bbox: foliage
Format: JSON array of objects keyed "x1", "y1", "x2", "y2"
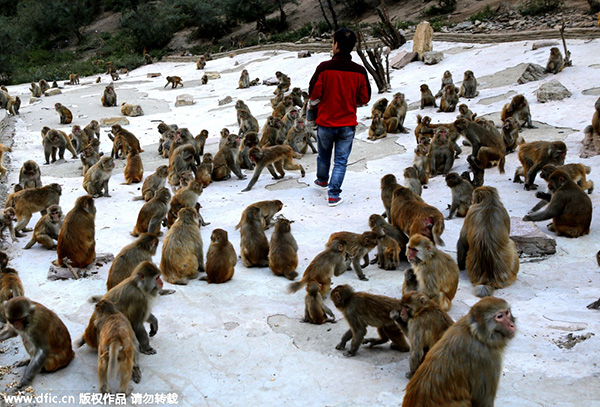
[
  {"x1": 519, "y1": 0, "x2": 562, "y2": 16},
  {"x1": 470, "y1": 5, "x2": 497, "y2": 22},
  {"x1": 340, "y1": 0, "x2": 373, "y2": 17},
  {"x1": 422, "y1": 0, "x2": 457, "y2": 16},
  {"x1": 120, "y1": 3, "x2": 176, "y2": 52},
  {"x1": 429, "y1": 17, "x2": 455, "y2": 32}
]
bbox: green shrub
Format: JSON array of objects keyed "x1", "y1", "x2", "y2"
[
  {"x1": 470, "y1": 5, "x2": 497, "y2": 22},
  {"x1": 429, "y1": 17, "x2": 455, "y2": 32},
  {"x1": 519, "y1": 0, "x2": 562, "y2": 16},
  {"x1": 422, "y1": 0, "x2": 457, "y2": 16}
]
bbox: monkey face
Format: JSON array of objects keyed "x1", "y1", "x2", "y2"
[
  {"x1": 420, "y1": 84, "x2": 428, "y2": 92},
  {"x1": 494, "y1": 308, "x2": 516, "y2": 339},
  {"x1": 406, "y1": 245, "x2": 419, "y2": 264}
]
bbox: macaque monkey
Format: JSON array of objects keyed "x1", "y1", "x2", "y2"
[
  {"x1": 123, "y1": 149, "x2": 143, "y2": 184},
  {"x1": 413, "y1": 144, "x2": 430, "y2": 185},
  {"x1": 238, "y1": 69, "x2": 250, "y2": 89},
  {"x1": 132, "y1": 187, "x2": 171, "y2": 237},
  {"x1": 390, "y1": 186, "x2": 445, "y2": 246},
  {"x1": 160, "y1": 208, "x2": 204, "y2": 284},
  {"x1": 419, "y1": 84, "x2": 437, "y2": 109},
  {"x1": 70, "y1": 125, "x2": 89, "y2": 154},
  {"x1": 281, "y1": 108, "x2": 298, "y2": 138},
  {"x1": 0, "y1": 207, "x2": 18, "y2": 245},
  {"x1": 0, "y1": 143, "x2": 9, "y2": 177},
  {"x1": 107, "y1": 233, "x2": 159, "y2": 290},
  {"x1": 457, "y1": 103, "x2": 476, "y2": 120},
  {"x1": 202, "y1": 229, "x2": 236, "y2": 284},
  {"x1": 55, "y1": 195, "x2": 96, "y2": 269},
  {"x1": 368, "y1": 113, "x2": 387, "y2": 140},
  {"x1": 288, "y1": 87, "x2": 304, "y2": 107},
  {"x1": 6, "y1": 183, "x2": 61, "y2": 235},
  {"x1": 502, "y1": 116, "x2": 524, "y2": 153},
  {"x1": 379, "y1": 173, "x2": 406, "y2": 221},
  {"x1": 403, "y1": 234, "x2": 459, "y2": 311},
  {"x1": 0, "y1": 297, "x2": 75, "y2": 388},
  {"x1": 428, "y1": 126, "x2": 454, "y2": 177},
  {"x1": 110, "y1": 124, "x2": 143, "y2": 157},
  {"x1": 273, "y1": 95, "x2": 294, "y2": 118},
  {"x1": 303, "y1": 281, "x2": 335, "y2": 324},
  {"x1": 513, "y1": 140, "x2": 566, "y2": 190},
  {"x1": 545, "y1": 47, "x2": 565, "y2": 74},
  {"x1": 38, "y1": 79, "x2": 50, "y2": 93},
  {"x1": 212, "y1": 134, "x2": 246, "y2": 181},
  {"x1": 14, "y1": 160, "x2": 41, "y2": 192},
  {"x1": 168, "y1": 144, "x2": 197, "y2": 188},
  {"x1": 501, "y1": 94, "x2": 535, "y2": 129},
  {"x1": 459, "y1": 70, "x2": 479, "y2": 98},
  {"x1": 445, "y1": 172, "x2": 473, "y2": 219},
  {"x1": 23, "y1": 204, "x2": 62, "y2": 250},
  {"x1": 539, "y1": 163, "x2": 593, "y2": 193},
  {"x1": 458, "y1": 187, "x2": 519, "y2": 297},
  {"x1": 83, "y1": 156, "x2": 115, "y2": 197},
  {"x1": 403, "y1": 167, "x2": 421, "y2": 196},
  {"x1": 30, "y1": 82, "x2": 42, "y2": 97},
  {"x1": 271, "y1": 91, "x2": 284, "y2": 109},
  {"x1": 286, "y1": 118, "x2": 317, "y2": 154},
  {"x1": 42, "y1": 128, "x2": 77, "y2": 164},
  {"x1": 195, "y1": 153, "x2": 213, "y2": 188},
  {"x1": 69, "y1": 73, "x2": 80, "y2": 85},
  {"x1": 120, "y1": 103, "x2": 144, "y2": 117},
  {"x1": 54, "y1": 102, "x2": 73, "y2": 124},
  {"x1": 7, "y1": 96, "x2": 20, "y2": 115},
  {"x1": 371, "y1": 98, "x2": 388, "y2": 118},
  {"x1": 201, "y1": 74, "x2": 208, "y2": 85},
  {"x1": 239, "y1": 131, "x2": 260, "y2": 170},
  {"x1": 101, "y1": 83, "x2": 117, "y2": 107},
  {"x1": 196, "y1": 56, "x2": 206, "y2": 70},
  {"x1": 368, "y1": 213, "x2": 407, "y2": 270},
  {"x1": 402, "y1": 297, "x2": 515, "y2": 407},
  {"x1": 0, "y1": 267, "x2": 24, "y2": 322},
  {"x1": 438, "y1": 84, "x2": 459, "y2": 112},
  {"x1": 242, "y1": 145, "x2": 305, "y2": 192},
  {"x1": 164, "y1": 76, "x2": 183, "y2": 88},
  {"x1": 260, "y1": 116, "x2": 283, "y2": 147},
  {"x1": 454, "y1": 117, "x2": 506, "y2": 175},
  {"x1": 239, "y1": 206, "x2": 269, "y2": 268},
  {"x1": 133, "y1": 165, "x2": 168, "y2": 201},
  {"x1": 391, "y1": 291, "x2": 453, "y2": 378},
  {"x1": 166, "y1": 180, "x2": 203, "y2": 227},
  {"x1": 238, "y1": 109, "x2": 260, "y2": 136},
  {"x1": 268, "y1": 217, "x2": 299, "y2": 280},
  {"x1": 84, "y1": 119, "x2": 101, "y2": 140},
  {"x1": 435, "y1": 70, "x2": 453, "y2": 98},
  {"x1": 287, "y1": 239, "x2": 347, "y2": 297},
  {"x1": 80, "y1": 145, "x2": 101, "y2": 176},
  {"x1": 236, "y1": 201, "x2": 283, "y2": 232},
  {"x1": 383, "y1": 92, "x2": 408, "y2": 133},
  {"x1": 331, "y1": 284, "x2": 409, "y2": 356},
  {"x1": 235, "y1": 100, "x2": 252, "y2": 126},
  {"x1": 275, "y1": 71, "x2": 291, "y2": 94},
  {"x1": 327, "y1": 231, "x2": 378, "y2": 281}
]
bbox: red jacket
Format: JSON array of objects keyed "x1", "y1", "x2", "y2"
[{"x1": 308, "y1": 53, "x2": 371, "y2": 127}]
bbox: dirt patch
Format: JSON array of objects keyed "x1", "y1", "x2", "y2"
[{"x1": 553, "y1": 332, "x2": 595, "y2": 349}]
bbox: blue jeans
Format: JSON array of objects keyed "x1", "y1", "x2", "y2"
[{"x1": 316, "y1": 125, "x2": 355, "y2": 199}]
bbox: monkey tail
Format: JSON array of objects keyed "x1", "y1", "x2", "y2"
[
  {"x1": 473, "y1": 284, "x2": 495, "y2": 298},
  {"x1": 498, "y1": 156, "x2": 506, "y2": 174},
  {"x1": 107, "y1": 343, "x2": 122, "y2": 381},
  {"x1": 416, "y1": 114, "x2": 422, "y2": 124},
  {"x1": 287, "y1": 280, "x2": 306, "y2": 294},
  {"x1": 132, "y1": 196, "x2": 144, "y2": 201},
  {"x1": 23, "y1": 238, "x2": 36, "y2": 250},
  {"x1": 432, "y1": 222, "x2": 445, "y2": 247},
  {"x1": 74, "y1": 335, "x2": 86, "y2": 348},
  {"x1": 584, "y1": 165, "x2": 592, "y2": 174}
]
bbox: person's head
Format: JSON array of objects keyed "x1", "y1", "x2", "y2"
[{"x1": 333, "y1": 28, "x2": 357, "y2": 55}]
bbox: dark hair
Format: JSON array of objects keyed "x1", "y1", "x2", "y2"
[{"x1": 334, "y1": 28, "x2": 357, "y2": 54}]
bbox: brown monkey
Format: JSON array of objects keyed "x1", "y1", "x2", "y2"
[
  {"x1": 275, "y1": 71, "x2": 291, "y2": 94},
  {"x1": 454, "y1": 117, "x2": 506, "y2": 175},
  {"x1": 380, "y1": 173, "x2": 406, "y2": 220},
  {"x1": 123, "y1": 148, "x2": 143, "y2": 185},
  {"x1": 55, "y1": 195, "x2": 95, "y2": 269},
  {"x1": 438, "y1": 84, "x2": 459, "y2": 112},
  {"x1": 271, "y1": 91, "x2": 284, "y2": 109},
  {"x1": 7, "y1": 95, "x2": 20, "y2": 115},
  {"x1": 513, "y1": 140, "x2": 566, "y2": 190},
  {"x1": 414, "y1": 114, "x2": 432, "y2": 142},
  {"x1": 70, "y1": 125, "x2": 89, "y2": 154},
  {"x1": 201, "y1": 74, "x2": 208, "y2": 85},
  {"x1": 273, "y1": 95, "x2": 294, "y2": 118},
  {"x1": 592, "y1": 96, "x2": 600, "y2": 135},
  {"x1": 164, "y1": 76, "x2": 183, "y2": 88},
  {"x1": 368, "y1": 213, "x2": 408, "y2": 270},
  {"x1": 202, "y1": 229, "x2": 236, "y2": 284},
  {"x1": 391, "y1": 291, "x2": 453, "y2": 378},
  {"x1": 501, "y1": 94, "x2": 535, "y2": 129},
  {"x1": 420, "y1": 84, "x2": 437, "y2": 109},
  {"x1": 157, "y1": 123, "x2": 177, "y2": 157},
  {"x1": 236, "y1": 200, "x2": 283, "y2": 230},
  {"x1": 390, "y1": 186, "x2": 445, "y2": 246},
  {"x1": 83, "y1": 156, "x2": 115, "y2": 197},
  {"x1": 268, "y1": 217, "x2": 299, "y2": 280},
  {"x1": 168, "y1": 144, "x2": 197, "y2": 188},
  {"x1": 286, "y1": 118, "x2": 317, "y2": 154},
  {"x1": 524, "y1": 169, "x2": 592, "y2": 238},
  {"x1": 195, "y1": 153, "x2": 213, "y2": 188},
  {"x1": 239, "y1": 131, "x2": 260, "y2": 170},
  {"x1": 235, "y1": 100, "x2": 252, "y2": 126},
  {"x1": 6, "y1": 183, "x2": 61, "y2": 235},
  {"x1": 445, "y1": 172, "x2": 473, "y2": 219},
  {"x1": 242, "y1": 145, "x2": 305, "y2": 192},
  {"x1": 413, "y1": 144, "x2": 430, "y2": 185},
  {"x1": 39, "y1": 79, "x2": 50, "y2": 93},
  {"x1": 238, "y1": 69, "x2": 250, "y2": 89},
  {"x1": 80, "y1": 145, "x2": 101, "y2": 176},
  {"x1": 502, "y1": 116, "x2": 524, "y2": 153},
  {"x1": 260, "y1": 116, "x2": 283, "y2": 147},
  {"x1": 280, "y1": 108, "x2": 298, "y2": 139},
  {"x1": 54, "y1": 103, "x2": 73, "y2": 124},
  {"x1": 371, "y1": 97, "x2": 388, "y2": 118},
  {"x1": 120, "y1": 102, "x2": 144, "y2": 117},
  {"x1": 166, "y1": 180, "x2": 203, "y2": 228},
  {"x1": 403, "y1": 166, "x2": 422, "y2": 196},
  {"x1": 160, "y1": 207, "x2": 204, "y2": 284},
  {"x1": 331, "y1": 284, "x2": 409, "y2": 356},
  {"x1": 327, "y1": 231, "x2": 378, "y2": 281},
  {"x1": 196, "y1": 56, "x2": 206, "y2": 70},
  {"x1": 539, "y1": 163, "x2": 593, "y2": 193},
  {"x1": 84, "y1": 119, "x2": 101, "y2": 141},
  {"x1": 170, "y1": 128, "x2": 201, "y2": 164},
  {"x1": 545, "y1": 47, "x2": 565, "y2": 74},
  {"x1": 219, "y1": 127, "x2": 231, "y2": 149},
  {"x1": 0, "y1": 143, "x2": 10, "y2": 177},
  {"x1": 69, "y1": 73, "x2": 80, "y2": 85},
  {"x1": 428, "y1": 126, "x2": 454, "y2": 177},
  {"x1": 0, "y1": 207, "x2": 18, "y2": 245},
  {"x1": 402, "y1": 297, "x2": 515, "y2": 407},
  {"x1": 110, "y1": 124, "x2": 143, "y2": 157},
  {"x1": 0, "y1": 297, "x2": 75, "y2": 388},
  {"x1": 287, "y1": 239, "x2": 347, "y2": 297},
  {"x1": 287, "y1": 87, "x2": 304, "y2": 107},
  {"x1": 239, "y1": 110, "x2": 260, "y2": 138},
  {"x1": 23, "y1": 204, "x2": 62, "y2": 250},
  {"x1": 368, "y1": 113, "x2": 387, "y2": 141},
  {"x1": 212, "y1": 134, "x2": 246, "y2": 181},
  {"x1": 383, "y1": 92, "x2": 408, "y2": 133},
  {"x1": 101, "y1": 83, "x2": 117, "y2": 107},
  {"x1": 459, "y1": 70, "x2": 479, "y2": 98},
  {"x1": 458, "y1": 186, "x2": 519, "y2": 297},
  {"x1": 107, "y1": 233, "x2": 158, "y2": 290},
  {"x1": 0, "y1": 267, "x2": 24, "y2": 322},
  {"x1": 457, "y1": 103, "x2": 476, "y2": 120},
  {"x1": 30, "y1": 82, "x2": 42, "y2": 97},
  {"x1": 132, "y1": 187, "x2": 171, "y2": 237},
  {"x1": 42, "y1": 128, "x2": 78, "y2": 164},
  {"x1": 435, "y1": 70, "x2": 453, "y2": 98},
  {"x1": 14, "y1": 160, "x2": 41, "y2": 192},
  {"x1": 239, "y1": 206, "x2": 269, "y2": 268},
  {"x1": 403, "y1": 234, "x2": 459, "y2": 311},
  {"x1": 133, "y1": 165, "x2": 168, "y2": 201},
  {"x1": 303, "y1": 281, "x2": 336, "y2": 324}
]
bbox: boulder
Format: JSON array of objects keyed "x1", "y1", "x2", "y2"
[
  {"x1": 147, "y1": 73, "x2": 162, "y2": 78},
  {"x1": 205, "y1": 71, "x2": 221, "y2": 80},
  {"x1": 44, "y1": 89, "x2": 62, "y2": 96},
  {"x1": 297, "y1": 51, "x2": 312, "y2": 58},
  {"x1": 263, "y1": 76, "x2": 278, "y2": 86},
  {"x1": 412, "y1": 22, "x2": 433, "y2": 60},
  {"x1": 422, "y1": 51, "x2": 444, "y2": 65},
  {"x1": 219, "y1": 96, "x2": 233, "y2": 106},
  {"x1": 536, "y1": 80, "x2": 572, "y2": 103},
  {"x1": 100, "y1": 117, "x2": 130, "y2": 127},
  {"x1": 510, "y1": 217, "x2": 556, "y2": 257},
  {"x1": 391, "y1": 51, "x2": 417, "y2": 70},
  {"x1": 175, "y1": 94, "x2": 195, "y2": 107},
  {"x1": 517, "y1": 64, "x2": 547, "y2": 84},
  {"x1": 531, "y1": 41, "x2": 559, "y2": 50},
  {"x1": 48, "y1": 253, "x2": 114, "y2": 280}
]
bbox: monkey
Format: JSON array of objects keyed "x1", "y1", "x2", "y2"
[
  {"x1": 513, "y1": 140, "x2": 566, "y2": 190},
  {"x1": 242, "y1": 145, "x2": 305, "y2": 192},
  {"x1": 212, "y1": 134, "x2": 246, "y2": 181},
  {"x1": 166, "y1": 180, "x2": 203, "y2": 228},
  {"x1": 23, "y1": 204, "x2": 62, "y2": 250},
  {"x1": 275, "y1": 71, "x2": 291, "y2": 94},
  {"x1": 403, "y1": 167, "x2": 422, "y2": 196},
  {"x1": 238, "y1": 109, "x2": 260, "y2": 136},
  {"x1": 390, "y1": 291, "x2": 453, "y2": 378},
  {"x1": 287, "y1": 239, "x2": 348, "y2": 297},
  {"x1": 157, "y1": 122, "x2": 177, "y2": 156},
  {"x1": 123, "y1": 148, "x2": 143, "y2": 185},
  {"x1": 101, "y1": 83, "x2": 117, "y2": 107},
  {"x1": 201, "y1": 74, "x2": 208, "y2": 85},
  {"x1": 54, "y1": 102, "x2": 73, "y2": 124},
  {"x1": 428, "y1": 126, "x2": 454, "y2": 177},
  {"x1": 523, "y1": 169, "x2": 592, "y2": 238},
  {"x1": 414, "y1": 115, "x2": 462, "y2": 156},
  {"x1": 445, "y1": 172, "x2": 474, "y2": 219},
  {"x1": 420, "y1": 84, "x2": 437, "y2": 109},
  {"x1": 268, "y1": 216, "x2": 299, "y2": 280},
  {"x1": 438, "y1": 84, "x2": 459, "y2": 112},
  {"x1": 132, "y1": 188, "x2": 171, "y2": 237},
  {"x1": 402, "y1": 234, "x2": 459, "y2": 311},
  {"x1": 413, "y1": 144, "x2": 430, "y2": 185},
  {"x1": 175, "y1": 170, "x2": 195, "y2": 191},
  {"x1": 286, "y1": 117, "x2": 317, "y2": 154},
  {"x1": 538, "y1": 163, "x2": 593, "y2": 194},
  {"x1": 6, "y1": 96, "x2": 20, "y2": 115},
  {"x1": 271, "y1": 91, "x2": 284, "y2": 109},
  {"x1": 107, "y1": 233, "x2": 159, "y2": 290},
  {"x1": 196, "y1": 56, "x2": 206, "y2": 70},
  {"x1": 120, "y1": 103, "x2": 144, "y2": 117},
  {"x1": 0, "y1": 297, "x2": 75, "y2": 388},
  {"x1": 83, "y1": 156, "x2": 115, "y2": 198},
  {"x1": 435, "y1": 70, "x2": 453, "y2": 98},
  {"x1": 390, "y1": 186, "x2": 445, "y2": 247},
  {"x1": 195, "y1": 129, "x2": 208, "y2": 156},
  {"x1": 0, "y1": 143, "x2": 10, "y2": 178},
  {"x1": 402, "y1": 297, "x2": 515, "y2": 407},
  {"x1": 80, "y1": 145, "x2": 102, "y2": 176},
  {"x1": 54, "y1": 195, "x2": 95, "y2": 269},
  {"x1": 30, "y1": 82, "x2": 42, "y2": 97},
  {"x1": 238, "y1": 69, "x2": 250, "y2": 89},
  {"x1": 195, "y1": 153, "x2": 213, "y2": 188},
  {"x1": 42, "y1": 128, "x2": 78, "y2": 164},
  {"x1": 6, "y1": 183, "x2": 62, "y2": 236},
  {"x1": 132, "y1": 165, "x2": 168, "y2": 201},
  {"x1": 273, "y1": 95, "x2": 294, "y2": 119},
  {"x1": 457, "y1": 186, "x2": 519, "y2": 297},
  {"x1": 287, "y1": 87, "x2": 304, "y2": 107},
  {"x1": 501, "y1": 94, "x2": 535, "y2": 129},
  {"x1": 327, "y1": 231, "x2": 378, "y2": 281},
  {"x1": 303, "y1": 281, "x2": 336, "y2": 324},
  {"x1": 238, "y1": 131, "x2": 260, "y2": 170},
  {"x1": 169, "y1": 128, "x2": 201, "y2": 165},
  {"x1": 160, "y1": 207, "x2": 204, "y2": 284},
  {"x1": 260, "y1": 116, "x2": 284, "y2": 147},
  {"x1": 110, "y1": 124, "x2": 143, "y2": 158},
  {"x1": 281, "y1": 108, "x2": 298, "y2": 139},
  {"x1": 383, "y1": 92, "x2": 408, "y2": 133},
  {"x1": 545, "y1": 46, "x2": 565, "y2": 74},
  {"x1": 454, "y1": 117, "x2": 506, "y2": 177},
  {"x1": 235, "y1": 200, "x2": 283, "y2": 230},
  {"x1": 368, "y1": 213, "x2": 408, "y2": 270},
  {"x1": 368, "y1": 113, "x2": 387, "y2": 141},
  {"x1": 380, "y1": 173, "x2": 407, "y2": 221},
  {"x1": 0, "y1": 267, "x2": 24, "y2": 322},
  {"x1": 459, "y1": 70, "x2": 479, "y2": 98},
  {"x1": 202, "y1": 229, "x2": 236, "y2": 284},
  {"x1": 592, "y1": 95, "x2": 600, "y2": 135},
  {"x1": 371, "y1": 97, "x2": 388, "y2": 118},
  {"x1": 69, "y1": 73, "x2": 80, "y2": 85},
  {"x1": 39, "y1": 79, "x2": 50, "y2": 93},
  {"x1": 167, "y1": 144, "x2": 197, "y2": 188},
  {"x1": 457, "y1": 103, "x2": 476, "y2": 120},
  {"x1": 236, "y1": 101, "x2": 253, "y2": 127},
  {"x1": 239, "y1": 206, "x2": 270, "y2": 268},
  {"x1": 14, "y1": 160, "x2": 42, "y2": 192},
  {"x1": 0, "y1": 207, "x2": 18, "y2": 245},
  {"x1": 84, "y1": 119, "x2": 101, "y2": 141},
  {"x1": 331, "y1": 284, "x2": 409, "y2": 356},
  {"x1": 0, "y1": 88, "x2": 8, "y2": 109},
  {"x1": 502, "y1": 116, "x2": 524, "y2": 153},
  {"x1": 70, "y1": 125, "x2": 89, "y2": 154},
  {"x1": 164, "y1": 76, "x2": 183, "y2": 89}
]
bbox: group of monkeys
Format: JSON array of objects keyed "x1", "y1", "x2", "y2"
[{"x1": 0, "y1": 44, "x2": 596, "y2": 405}]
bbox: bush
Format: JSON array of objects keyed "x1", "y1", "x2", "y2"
[
  {"x1": 470, "y1": 5, "x2": 497, "y2": 22},
  {"x1": 422, "y1": 0, "x2": 457, "y2": 16},
  {"x1": 519, "y1": 0, "x2": 562, "y2": 16},
  {"x1": 429, "y1": 17, "x2": 455, "y2": 32}
]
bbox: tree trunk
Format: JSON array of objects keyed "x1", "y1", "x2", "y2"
[
  {"x1": 317, "y1": 0, "x2": 333, "y2": 31},
  {"x1": 326, "y1": 0, "x2": 338, "y2": 30},
  {"x1": 356, "y1": 31, "x2": 389, "y2": 93},
  {"x1": 375, "y1": 0, "x2": 406, "y2": 50}
]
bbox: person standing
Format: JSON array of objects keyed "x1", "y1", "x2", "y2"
[{"x1": 308, "y1": 28, "x2": 371, "y2": 207}]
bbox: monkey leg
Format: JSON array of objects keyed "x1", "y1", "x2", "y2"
[
  {"x1": 456, "y1": 231, "x2": 469, "y2": 270},
  {"x1": 15, "y1": 215, "x2": 32, "y2": 234},
  {"x1": 283, "y1": 158, "x2": 305, "y2": 177},
  {"x1": 351, "y1": 257, "x2": 368, "y2": 281},
  {"x1": 364, "y1": 328, "x2": 389, "y2": 348},
  {"x1": 134, "y1": 323, "x2": 155, "y2": 355},
  {"x1": 384, "y1": 118, "x2": 398, "y2": 133},
  {"x1": 336, "y1": 329, "x2": 353, "y2": 350},
  {"x1": 98, "y1": 356, "x2": 109, "y2": 393},
  {"x1": 19, "y1": 350, "x2": 47, "y2": 388},
  {"x1": 268, "y1": 162, "x2": 283, "y2": 179},
  {"x1": 36, "y1": 234, "x2": 57, "y2": 250},
  {"x1": 118, "y1": 357, "x2": 134, "y2": 394},
  {"x1": 587, "y1": 298, "x2": 600, "y2": 309}
]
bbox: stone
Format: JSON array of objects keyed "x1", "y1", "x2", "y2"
[
  {"x1": 536, "y1": 80, "x2": 572, "y2": 103},
  {"x1": 531, "y1": 41, "x2": 559, "y2": 50},
  {"x1": 422, "y1": 51, "x2": 444, "y2": 65},
  {"x1": 175, "y1": 94, "x2": 195, "y2": 107},
  {"x1": 219, "y1": 96, "x2": 233, "y2": 106},
  {"x1": 391, "y1": 51, "x2": 417, "y2": 70},
  {"x1": 297, "y1": 51, "x2": 312, "y2": 58},
  {"x1": 263, "y1": 76, "x2": 278, "y2": 86},
  {"x1": 510, "y1": 217, "x2": 556, "y2": 257},
  {"x1": 204, "y1": 71, "x2": 221, "y2": 80},
  {"x1": 147, "y1": 73, "x2": 162, "y2": 78},
  {"x1": 48, "y1": 253, "x2": 114, "y2": 280},
  {"x1": 99, "y1": 117, "x2": 130, "y2": 127},
  {"x1": 517, "y1": 64, "x2": 548, "y2": 84},
  {"x1": 44, "y1": 89, "x2": 62, "y2": 96},
  {"x1": 412, "y1": 22, "x2": 433, "y2": 59}
]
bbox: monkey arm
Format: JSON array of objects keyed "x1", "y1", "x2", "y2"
[
  {"x1": 0, "y1": 325, "x2": 18, "y2": 341},
  {"x1": 133, "y1": 323, "x2": 156, "y2": 355},
  {"x1": 442, "y1": 151, "x2": 454, "y2": 175},
  {"x1": 456, "y1": 229, "x2": 469, "y2": 270},
  {"x1": 336, "y1": 329, "x2": 353, "y2": 351},
  {"x1": 241, "y1": 165, "x2": 264, "y2": 192},
  {"x1": 323, "y1": 304, "x2": 335, "y2": 321},
  {"x1": 20, "y1": 348, "x2": 48, "y2": 387},
  {"x1": 351, "y1": 257, "x2": 368, "y2": 281},
  {"x1": 402, "y1": 268, "x2": 419, "y2": 292},
  {"x1": 147, "y1": 313, "x2": 158, "y2": 337},
  {"x1": 523, "y1": 201, "x2": 563, "y2": 222}
]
